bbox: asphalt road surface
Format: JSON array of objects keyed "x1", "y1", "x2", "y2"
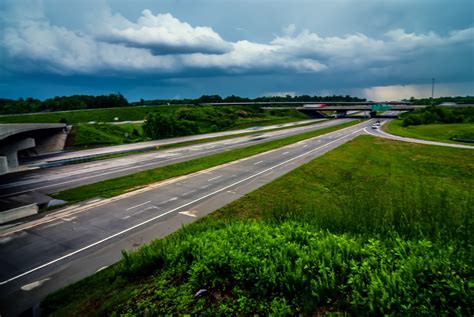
[
  {"x1": 0, "y1": 119, "x2": 375, "y2": 316},
  {"x1": 24, "y1": 119, "x2": 322, "y2": 167},
  {"x1": 0, "y1": 119, "x2": 352, "y2": 198}
]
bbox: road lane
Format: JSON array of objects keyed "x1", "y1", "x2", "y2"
[
  {"x1": 0, "y1": 119, "x2": 373, "y2": 316},
  {"x1": 0, "y1": 119, "x2": 352, "y2": 198}
]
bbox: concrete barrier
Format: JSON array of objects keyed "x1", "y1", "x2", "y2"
[{"x1": 0, "y1": 204, "x2": 38, "y2": 224}]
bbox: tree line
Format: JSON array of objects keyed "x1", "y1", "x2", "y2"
[
  {"x1": 0, "y1": 94, "x2": 129, "y2": 115},
  {"x1": 401, "y1": 106, "x2": 474, "y2": 126}
]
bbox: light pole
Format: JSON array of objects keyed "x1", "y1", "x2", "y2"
[{"x1": 431, "y1": 78, "x2": 435, "y2": 105}]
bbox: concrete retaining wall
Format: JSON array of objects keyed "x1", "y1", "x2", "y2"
[{"x1": 0, "y1": 204, "x2": 38, "y2": 224}]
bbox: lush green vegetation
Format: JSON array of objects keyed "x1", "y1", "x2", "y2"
[
  {"x1": 407, "y1": 95, "x2": 474, "y2": 105},
  {"x1": 0, "y1": 105, "x2": 177, "y2": 123},
  {"x1": 43, "y1": 136, "x2": 473, "y2": 316},
  {"x1": 53, "y1": 120, "x2": 361, "y2": 203},
  {"x1": 69, "y1": 123, "x2": 147, "y2": 148},
  {"x1": 400, "y1": 106, "x2": 474, "y2": 127},
  {"x1": 143, "y1": 106, "x2": 307, "y2": 139},
  {"x1": 0, "y1": 94, "x2": 128, "y2": 114},
  {"x1": 0, "y1": 94, "x2": 366, "y2": 116},
  {"x1": 384, "y1": 120, "x2": 474, "y2": 144},
  {"x1": 141, "y1": 94, "x2": 366, "y2": 106}
]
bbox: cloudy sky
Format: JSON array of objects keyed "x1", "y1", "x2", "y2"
[{"x1": 1, "y1": 0, "x2": 473, "y2": 101}]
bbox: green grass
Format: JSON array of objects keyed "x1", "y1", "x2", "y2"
[
  {"x1": 0, "y1": 106, "x2": 307, "y2": 125},
  {"x1": 385, "y1": 119, "x2": 474, "y2": 144},
  {"x1": 0, "y1": 106, "x2": 177, "y2": 123},
  {"x1": 70, "y1": 123, "x2": 147, "y2": 148},
  {"x1": 43, "y1": 136, "x2": 474, "y2": 316},
  {"x1": 53, "y1": 120, "x2": 361, "y2": 203}
]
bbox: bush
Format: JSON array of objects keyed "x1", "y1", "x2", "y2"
[{"x1": 402, "y1": 106, "x2": 474, "y2": 126}]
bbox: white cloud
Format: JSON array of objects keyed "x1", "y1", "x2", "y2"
[
  {"x1": 272, "y1": 27, "x2": 474, "y2": 69},
  {"x1": 97, "y1": 9, "x2": 232, "y2": 55}
]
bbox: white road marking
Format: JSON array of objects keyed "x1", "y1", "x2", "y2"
[
  {"x1": 124, "y1": 206, "x2": 160, "y2": 219},
  {"x1": 162, "y1": 197, "x2": 178, "y2": 204},
  {"x1": 96, "y1": 266, "x2": 108, "y2": 272},
  {"x1": 282, "y1": 151, "x2": 290, "y2": 155},
  {"x1": 254, "y1": 160, "x2": 264, "y2": 165},
  {"x1": 62, "y1": 216, "x2": 77, "y2": 222},
  {"x1": 200, "y1": 184, "x2": 211, "y2": 189},
  {"x1": 40, "y1": 221, "x2": 64, "y2": 229},
  {"x1": 179, "y1": 210, "x2": 197, "y2": 218},
  {"x1": 21, "y1": 278, "x2": 50, "y2": 291},
  {"x1": 302, "y1": 145, "x2": 308, "y2": 148},
  {"x1": 125, "y1": 201, "x2": 151, "y2": 211},
  {"x1": 182, "y1": 190, "x2": 197, "y2": 196},
  {"x1": 207, "y1": 175, "x2": 222, "y2": 182},
  {"x1": 0, "y1": 123, "x2": 366, "y2": 286}
]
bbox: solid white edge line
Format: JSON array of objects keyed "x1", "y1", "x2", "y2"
[{"x1": 0, "y1": 122, "x2": 366, "y2": 286}]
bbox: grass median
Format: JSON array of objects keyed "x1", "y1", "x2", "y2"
[
  {"x1": 53, "y1": 120, "x2": 361, "y2": 203},
  {"x1": 43, "y1": 135, "x2": 473, "y2": 316}
]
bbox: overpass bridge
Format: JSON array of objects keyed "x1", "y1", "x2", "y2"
[
  {"x1": 201, "y1": 101, "x2": 418, "y2": 118},
  {"x1": 0, "y1": 123, "x2": 68, "y2": 175}
]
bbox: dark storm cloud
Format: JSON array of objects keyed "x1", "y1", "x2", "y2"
[{"x1": 0, "y1": 0, "x2": 473, "y2": 100}]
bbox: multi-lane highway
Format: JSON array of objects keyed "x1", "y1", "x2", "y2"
[
  {"x1": 0, "y1": 119, "x2": 353, "y2": 198},
  {"x1": 0, "y1": 119, "x2": 374, "y2": 316}
]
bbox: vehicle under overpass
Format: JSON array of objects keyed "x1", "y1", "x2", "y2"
[{"x1": 0, "y1": 123, "x2": 69, "y2": 175}]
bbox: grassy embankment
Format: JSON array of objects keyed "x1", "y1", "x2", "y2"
[
  {"x1": 53, "y1": 120, "x2": 361, "y2": 203},
  {"x1": 43, "y1": 135, "x2": 473, "y2": 316},
  {"x1": 384, "y1": 119, "x2": 474, "y2": 144}
]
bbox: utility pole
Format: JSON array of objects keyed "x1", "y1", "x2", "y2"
[{"x1": 431, "y1": 78, "x2": 435, "y2": 105}]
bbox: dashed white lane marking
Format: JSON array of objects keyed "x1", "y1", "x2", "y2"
[
  {"x1": 302, "y1": 145, "x2": 308, "y2": 148},
  {"x1": 282, "y1": 151, "x2": 290, "y2": 154},
  {"x1": 254, "y1": 160, "x2": 264, "y2": 165},
  {"x1": 21, "y1": 278, "x2": 50, "y2": 291},
  {"x1": 0, "y1": 122, "x2": 367, "y2": 286},
  {"x1": 125, "y1": 201, "x2": 151, "y2": 211},
  {"x1": 182, "y1": 190, "x2": 197, "y2": 196},
  {"x1": 62, "y1": 216, "x2": 77, "y2": 222},
  {"x1": 207, "y1": 175, "x2": 222, "y2": 182},
  {"x1": 200, "y1": 184, "x2": 211, "y2": 189},
  {"x1": 96, "y1": 266, "x2": 108, "y2": 272},
  {"x1": 123, "y1": 206, "x2": 160, "y2": 219}
]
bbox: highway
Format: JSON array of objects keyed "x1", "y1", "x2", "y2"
[
  {"x1": 0, "y1": 119, "x2": 374, "y2": 316},
  {"x1": 0, "y1": 119, "x2": 351, "y2": 198},
  {"x1": 23, "y1": 119, "x2": 321, "y2": 168}
]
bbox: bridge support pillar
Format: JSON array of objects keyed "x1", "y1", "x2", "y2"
[
  {"x1": 0, "y1": 156, "x2": 8, "y2": 175},
  {"x1": 336, "y1": 110, "x2": 347, "y2": 118},
  {"x1": 0, "y1": 137, "x2": 35, "y2": 169}
]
